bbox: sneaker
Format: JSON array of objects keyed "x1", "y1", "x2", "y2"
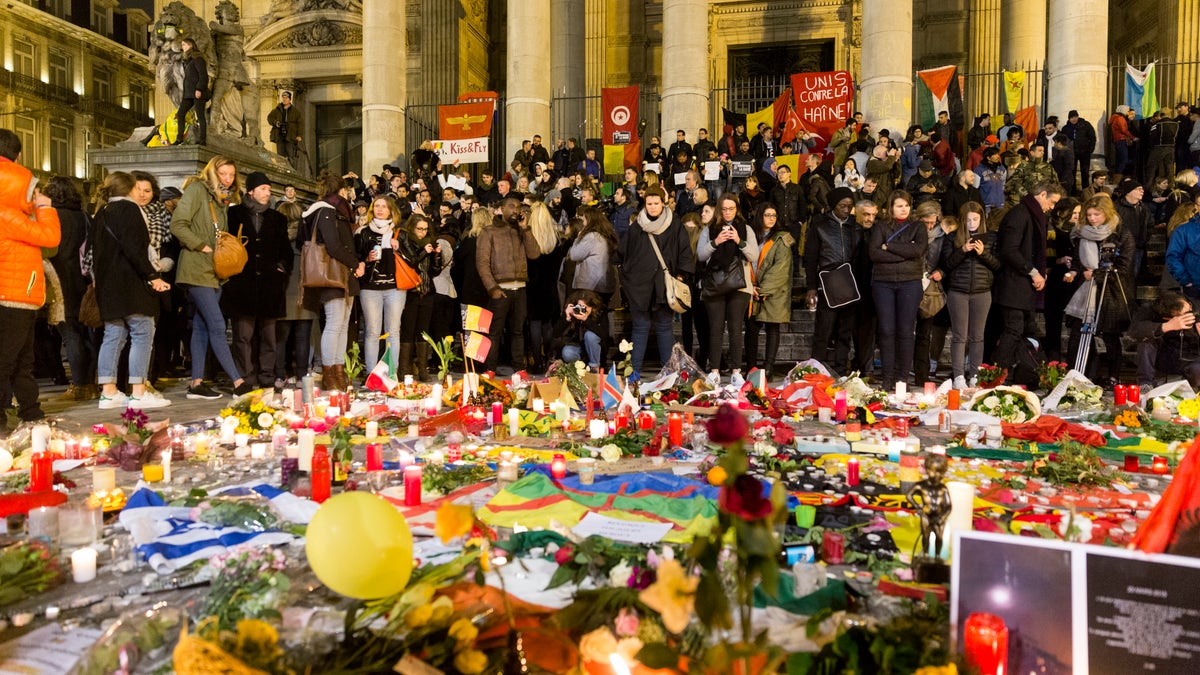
[
  {"x1": 953, "y1": 375, "x2": 968, "y2": 390},
  {"x1": 233, "y1": 381, "x2": 256, "y2": 396},
  {"x1": 729, "y1": 369, "x2": 745, "y2": 387},
  {"x1": 285, "y1": 377, "x2": 298, "y2": 386},
  {"x1": 128, "y1": 391, "x2": 171, "y2": 409},
  {"x1": 968, "y1": 375, "x2": 979, "y2": 388},
  {"x1": 98, "y1": 390, "x2": 129, "y2": 410},
  {"x1": 186, "y1": 383, "x2": 223, "y2": 400},
  {"x1": 274, "y1": 378, "x2": 285, "y2": 390}
]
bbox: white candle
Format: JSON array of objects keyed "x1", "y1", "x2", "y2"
[
  {"x1": 428, "y1": 450, "x2": 444, "y2": 465},
  {"x1": 508, "y1": 408, "x2": 520, "y2": 436},
  {"x1": 31, "y1": 424, "x2": 51, "y2": 454},
  {"x1": 71, "y1": 548, "x2": 97, "y2": 583},
  {"x1": 220, "y1": 420, "x2": 236, "y2": 445},
  {"x1": 589, "y1": 419, "x2": 608, "y2": 439},
  {"x1": 365, "y1": 421, "x2": 379, "y2": 439},
  {"x1": 817, "y1": 407, "x2": 832, "y2": 423},
  {"x1": 250, "y1": 443, "x2": 268, "y2": 460},
  {"x1": 895, "y1": 381, "x2": 907, "y2": 398},
  {"x1": 80, "y1": 437, "x2": 92, "y2": 456},
  {"x1": 404, "y1": 374, "x2": 414, "y2": 387},
  {"x1": 281, "y1": 388, "x2": 295, "y2": 411},
  {"x1": 235, "y1": 433, "x2": 250, "y2": 448},
  {"x1": 408, "y1": 424, "x2": 419, "y2": 438},
  {"x1": 161, "y1": 450, "x2": 172, "y2": 483},
  {"x1": 531, "y1": 398, "x2": 544, "y2": 414},
  {"x1": 554, "y1": 402, "x2": 568, "y2": 422},
  {"x1": 297, "y1": 429, "x2": 315, "y2": 471},
  {"x1": 431, "y1": 384, "x2": 443, "y2": 404},
  {"x1": 92, "y1": 467, "x2": 116, "y2": 493},
  {"x1": 946, "y1": 481, "x2": 976, "y2": 539},
  {"x1": 512, "y1": 373, "x2": 521, "y2": 388}
]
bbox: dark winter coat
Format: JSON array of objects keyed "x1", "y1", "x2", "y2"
[
  {"x1": 940, "y1": 230, "x2": 1000, "y2": 294},
  {"x1": 941, "y1": 182, "x2": 983, "y2": 220},
  {"x1": 1073, "y1": 226, "x2": 1135, "y2": 333},
  {"x1": 181, "y1": 54, "x2": 207, "y2": 100},
  {"x1": 450, "y1": 235, "x2": 489, "y2": 308},
  {"x1": 220, "y1": 204, "x2": 293, "y2": 318},
  {"x1": 299, "y1": 195, "x2": 359, "y2": 312},
  {"x1": 868, "y1": 218, "x2": 927, "y2": 283},
  {"x1": 1115, "y1": 198, "x2": 1155, "y2": 249},
  {"x1": 993, "y1": 195, "x2": 1048, "y2": 311},
  {"x1": 398, "y1": 233, "x2": 443, "y2": 297},
  {"x1": 618, "y1": 210, "x2": 695, "y2": 312},
  {"x1": 49, "y1": 205, "x2": 89, "y2": 322},
  {"x1": 93, "y1": 199, "x2": 162, "y2": 321}
]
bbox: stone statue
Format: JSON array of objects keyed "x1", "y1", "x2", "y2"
[
  {"x1": 905, "y1": 453, "x2": 952, "y2": 560},
  {"x1": 148, "y1": 1, "x2": 215, "y2": 109},
  {"x1": 209, "y1": 1, "x2": 261, "y2": 144}
]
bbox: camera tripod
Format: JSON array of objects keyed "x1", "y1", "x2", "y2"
[{"x1": 1073, "y1": 263, "x2": 1132, "y2": 376}]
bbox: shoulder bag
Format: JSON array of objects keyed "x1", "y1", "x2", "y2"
[
  {"x1": 647, "y1": 232, "x2": 691, "y2": 313},
  {"x1": 300, "y1": 209, "x2": 349, "y2": 290},
  {"x1": 210, "y1": 202, "x2": 248, "y2": 279},
  {"x1": 700, "y1": 252, "x2": 749, "y2": 301},
  {"x1": 394, "y1": 241, "x2": 422, "y2": 291},
  {"x1": 817, "y1": 223, "x2": 861, "y2": 309}
]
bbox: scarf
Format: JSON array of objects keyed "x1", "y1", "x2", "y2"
[
  {"x1": 368, "y1": 217, "x2": 394, "y2": 237},
  {"x1": 1065, "y1": 219, "x2": 1118, "y2": 320},
  {"x1": 637, "y1": 207, "x2": 673, "y2": 236},
  {"x1": 246, "y1": 198, "x2": 268, "y2": 232}
]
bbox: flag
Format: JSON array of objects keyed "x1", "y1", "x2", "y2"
[
  {"x1": 601, "y1": 85, "x2": 639, "y2": 144},
  {"x1": 1133, "y1": 436, "x2": 1200, "y2": 554},
  {"x1": 601, "y1": 365, "x2": 622, "y2": 409},
  {"x1": 916, "y1": 65, "x2": 964, "y2": 132},
  {"x1": 604, "y1": 143, "x2": 641, "y2": 174},
  {"x1": 1013, "y1": 105, "x2": 1039, "y2": 144},
  {"x1": 1125, "y1": 62, "x2": 1159, "y2": 119},
  {"x1": 780, "y1": 107, "x2": 805, "y2": 145},
  {"x1": 462, "y1": 305, "x2": 493, "y2": 333},
  {"x1": 463, "y1": 332, "x2": 492, "y2": 363},
  {"x1": 1002, "y1": 70, "x2": 1026, "y2": 114},
  {"x1": 774, "y1": 154, "x2": 799, "y2": 183},
  {"x1": 746, "y1": 368, "x2": 766, "y2": 394},
  {"x1": 365, "y1": 356, "x2": 397, "y2": 393},
  {"x1": 438, "y1": 101, "x2": 494, "y2": 140},
  {"x1": 746, "y1": 103, "x2": 775, "y2": 139},
  {"x1": 789, "y1": 71, "x2": 854, "y2": 150},
  {"x1": 722, "y1": 108, "x2": 747, "y2": 130}
]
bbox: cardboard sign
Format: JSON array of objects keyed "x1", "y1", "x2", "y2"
[{"x1": 432, "y1": 137, "x2": 488, "y2": 164}]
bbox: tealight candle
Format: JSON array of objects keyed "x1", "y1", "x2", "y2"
[
  {"x1": 365, "y1": 421, "x2": 379, "y2": 439},
  {"x1": 324, "y1": 407, "x2": 340, "y2": 425},
  {"x1": 497, "y1": 460, "x2": 518, "y2": 486},
  {"x1": 818, "y1": 407, "x2": 832, "y2": 424},
  {"x1": 297, "y1": 429, "x2": 316, "y2": 471},
  {"x1": 427, "y1": 450, "x2": 444, "y2": 466},
  {"x1": 551, "y1": 453, "x2": 567, "y2": 479},
  {"x1": 447, "y1": 444, "x2": 462, "y2": 462},
  {"x1": 193, "y1": 435, "x2": 209, "y2": 459},
  {"x1": 924, "y1": 382, "x2": 936, "y2": 397},
  {"x1": 404, "y1": 374, "x2": 414, "y2": 387},
  {"x1": 589, "y1": 419, "x2": 608, "y2": 439},
  {"x1": 142, "y1": 463, "x2": 163, "y2": 483},
  {"x1": 399, "y1": 451, "x2": 414, "y2": 468},
  {"x1": 71, "y1": 548, "x2": 97, "y2": 583},
  {"x1": 1151, "y1": 456, "x2": 1169, "y2": 475},
  {"x1": 250, "y1": 443, "x2": 268, "y2": 460},
  {"x1": 425, "y1": 398, "x2": 438, "y2": 417},
  {"x1": 531, "y1": 398, "x2": 545, "y2": 414}
]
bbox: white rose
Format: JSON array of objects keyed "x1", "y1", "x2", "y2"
[
  {"x1": 1012, "y1": 411, "x2": 1026, "y2": 423},
  {"x1": 983, "y1": 396, "x2": 1000, "y2": 409},
  {"x1": 600, "y1": 444, "x2": 622, "y2": 462},
  {"x1": 619, "y1": 339, "x2": 633, "y2": 353},
  {"x1": 608, "y1": 559, "x2": 633, "y2": 587},
  {"x1": 753, "y1": 441, "x2": 778, "y2": 457}
]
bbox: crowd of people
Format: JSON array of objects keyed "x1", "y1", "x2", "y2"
[{"x1": 3, "y1": 98, "x2": 1200, "y2": 421}]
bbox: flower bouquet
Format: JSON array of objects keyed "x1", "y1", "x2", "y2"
[
  {"x1": 219, "y1": 394, "x2": 281, "y2": 435},
  {"x1": 1040, "y1": 370, "x2": 1104, "y2": 411},
  {"x1": 197, "y1": 545, "x2": 291, "y2": 630},
  {"x1": 0, "y1": 541, "x2": 63, "y2": 606},
  {"x1": 1037, "y1": 360, "x2": 1070, "y2": 392},
  {"x1": 976, "y1": 363, "x2": 1008, "y2": 388},
  {"x1": 103, "y1": 408, "x2": 170, "y2": 471},
  {"x1": 968, "y1": 385, "x2": 1041, "y2": 423}
]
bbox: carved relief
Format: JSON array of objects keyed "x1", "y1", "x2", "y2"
[
  {"x1": 264, "y1": 0, "x2": 361, "y2": 26},
  {"x1": 268, "y1": 19, "x2": 362, "y2": 48}
]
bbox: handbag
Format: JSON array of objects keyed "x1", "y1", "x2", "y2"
[
  {"x1": 647, "y1": 232, "x2": 691, "y2": 313},
  {"x1": 209, "y1": 203, "x2": 247, "y2": 279},
  {"x1": 394, "y1": 248, "x2": 422, "y2": 291},
  {"x1": 919, "y1": 277, "x2": 946, "y2": 318},
  {"x1": 79, "y1": 283, "x2": 102, "y2": 328},
  {"x1": 300, "y1": 210, "x2": 349, "y2": 291},
  {"x1": 818, "y1": 263, "x2": 861, "y2": 308},
  {"x1": 700, "y1": 254, "x2": 749, "y2": 301}
]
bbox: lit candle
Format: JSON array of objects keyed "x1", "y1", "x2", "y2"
[
  {"x1": 834, "y1": 389, "x2": 848, "y2": 422},
  {"x1": 509, "y1": 408, "x2": 520, "y2": 436},
  {"x1": 447, "y1": 444, "x2": 462, "y2": 462},
  {"x1": 250, "y1": 443, "x2": 267, "y2": 460},
  {"x1": 27, "y1": 506, "x2": 59, "y2": 542},
  {"x1": 324, "y1": 407, "x2": 340, "y2": 425},
  {"x1": 589, "y1": 419, "x2": 608, "y2": 439},
  {"x1": 234, "y1": 433, "x2": 250, "y2": 448},
  {"x1": 399, "y1": 451, "x2": 414, "y2": 468},
  {"x1": 497, "y1": 460, "x2": 518, "y2": 485},
  {"x1": 895, "y1": 381, "x2": 907, "y2": 398},
  {"x1": 1128, "y1": 384, "x2": 1141, "y2": 406},
  {"x1": 65, "y1": 439, "x2": 79, "y2": 459},
  {"x1": 615, "y1": 409, "x2": 629, "y2": 431},
  {"x1": 404, "y1": 374, "x2": 414, "y2": 387},
  {"x1": 638, "y1": 410, "x2": 655, "y2": 430},
  {"x1": 92, "y1": 467, "x2": 116, "y2": 493},
  {"x1": 29, "y1": 452, "x2": 54, "y2": 492},
  {"x1": 1114, "y1": 384, "x2": 1127, "y2": 406},
  {"x1": 426, "y1": 450, "x2": 444, "y2": 466},
  {"x1": 846, "y1": 457, "x2": 860, "y2": 486},
  {"x1": 550, "y1": 453, "x2": 567, "y2": 479},
  {"x1": 963, "y1": 613, "x2": 1009, "y2": 675},
  {"x1": 366, "y1": 443, "x2": 383, "y2": 471},
  {"x1": 71, "y1": 548, "x2": 97, "y2": 583},
  {"x1": 492, "y1": 401, "x2": 503, "y2": 425},
  {"x1": 161, "y1": 450, "x2": 172, "y2": 483},
  {"x1": 31, "y1": 424, "x2": 51, "y2": 454},
  {"x1": 280, "y1": 388, "x2": 294, "y2": 412},
  {"x1": 554, "y1": 401, "x2": 569, "y2": 423},
  {"x1": 80, "y1": 437, "x2": 92, "y2": 457},
  {"x1": 141, "y1": 463, "x2": 163, "y2": 483},
  {"x1": 220, "y1": 418, "x2": 237, "y2": 444},
  {"x1": 404, "y1": 465, "x2": 422, "y2": 505},
  {"x1": 365, "y1": 421, "x2": 378, "y2": 439},
  {"x1": 512, "y1": 372, "x2": 521, "y2": 388},
  {"x1": 425, "y1": 398, "x2": 438, "y2": 417},
  {"x1": 924, "y1": 382, "x2": 936, "y2": 397},
  {"x1": 818, "y1": 407, "x2": 833, "y2": 424},
  {"x1": 947, "y1": 388, "x2": 961, "y2": 410},
  {"x1": 297, "y1": 429, "x2": 315, "y2": 471},
  {"x1": 1151, "y1": 456, "x2": 1169, "y2": 475},
  {"x1": 668, "y1": 412, "x2": 683, "y2": 446},
  {"x1": 609, "y1": 653, "x2": 633, "y2": 675},
  {"x1": 431, "y1": 383, "x2": 443, "y2": 405},
  {"x1": 272, "y1": 427, "x2": 288, "y2": 454},
  {"x1": 531, "y1": 398, "x2": 545, "y2": 414}
]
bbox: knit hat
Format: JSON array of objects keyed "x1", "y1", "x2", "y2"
[
  {"x1": 919, "y1": 159, "x2": 934, "y2": 171},
  {"x1": 1115, "y1": 104, "x2": 1130, "y2": 115},
  {"x1": 159, "y1": 186, "x2": 183, "y2": 202},
  {"x1": 245, "y1": 171, "x2": 271, "y2": 192},
  {"x1": 546, "y1": 189, "x2": 562, "y2": 203},
  {"x1": 829, "y1": 187, "x2": 855, "y2": 207}
]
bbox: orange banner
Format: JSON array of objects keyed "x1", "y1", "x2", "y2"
[{"x1": 438, "y1": 101, "x2": 494, "y2": 141}]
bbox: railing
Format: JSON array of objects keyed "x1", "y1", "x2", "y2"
[
  {"x1": 406, "y1": 96, "x2": 507, "y2": 180},
  {"x1": 82, "y1": 98, "x2": 153, "y2": 126},
  {"x1": 1108, "y1": 53, "x2": 1200, "y2": 115},
  {"x1": 0, "y1": 68, "x2": 80, "y2": 105},
  {"x1": 959, "y1": 61, "x2": 1046, "y2": 127}
]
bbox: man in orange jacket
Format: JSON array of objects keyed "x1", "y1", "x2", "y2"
[{"x1": 0, "y1": 129, "x2": 62, "y2": 426}]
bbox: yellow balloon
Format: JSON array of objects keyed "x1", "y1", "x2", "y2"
[{"x1": 305, "y1": 492, "x2": 414, "y2": 599}]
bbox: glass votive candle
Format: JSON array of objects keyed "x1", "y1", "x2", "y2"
[
  {"x1": 59, "y1": 502, "x2": 102, "y2": 547},
  {"x1": 142, "y1": 463, "x2": 164, "y2": 483},
  {"x1": 234, "y1": 433, "x2": 250, "y2": 448},
  {"x1": 250, "y1": 443, "x2": 268, "y2": 459},
  {"x1": 92, "y1": 467, "x2": 116, "y2": 493},
  {"x1": 27, "y1": 505, "x2": 59, "y2": 543},
  {"x1": 576, "y1": 458, "x2": 597, "y2": 485}
]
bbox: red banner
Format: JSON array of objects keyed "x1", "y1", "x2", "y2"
[
  {"x1": 438, "y1": 101, "x2": 494, "y2": 141},
  {"x1": 789, "y1": 71, "x2": 855, "y2": 151},
  {"x1": 601, "y1": 85, "x2": 639, "y2": 145}
]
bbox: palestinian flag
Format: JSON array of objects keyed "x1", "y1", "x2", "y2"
[{"x1": 916, "y1": 66, "x2": 964, "y2": 132}]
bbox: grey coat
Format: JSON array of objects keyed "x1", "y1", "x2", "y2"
[{"x1": 568, "y1": 231, "x2": 615, "y2": 293}]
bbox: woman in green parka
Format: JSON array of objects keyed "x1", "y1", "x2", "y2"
[
  {"x1": 745, "y1": 202, "x2": 794, "y2": 375},
  {"x1": 169, "y1": 155, "x2": 254, "y2": 399}
]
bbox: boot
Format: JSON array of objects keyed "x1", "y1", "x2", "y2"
[
  {"x1": 398, "y1": 343, "x2": 414, "y2": 380},
  {"x1": 414, "y1": 343, "x2": 431, "y2": 382}
]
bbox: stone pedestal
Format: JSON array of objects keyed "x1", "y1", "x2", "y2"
[
  {"x1": 506, "y1": 0, "x2": 552, "y2": 164},
  {"x1": 1045, "y1": 0, "x2": 1108, "y2": 126},
  {"x1": 859, "y1": 0, "x2": 913, "y2": 137},
  {"x1": 90, "y1": 135, "x2": 317, "y2": 201},
  {"x1": 659, "y1": 0, "x2": 708, "y2": 138},
  {"x1": 362, "y1": 0, "x2": 407, "y2": 174}
]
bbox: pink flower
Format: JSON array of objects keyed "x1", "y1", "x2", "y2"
[
  {"x1": 553, "y1": 546, "x2": 574, "y2": 566},
  {"x1": 614, "y1": 608, "x2": 640, "y2": 637}
]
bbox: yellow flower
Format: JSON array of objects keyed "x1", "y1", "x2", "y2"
[
  {"x1": 914, "y1": 665, "x2": 958, "y2": 675},
  {"x1": 435, "y1": 503, "x2": 475, "y2": 543},
  {"x1": 234, "y1": 618, "x2": 278, "y2": 647},
  {"x1": 448, "y1": 617, "x2": 479, "y2": 645},
  {"x1": 578, "y1": 627, "x2": 618, "y2": 664},
  {"x1": 707, "y1": 465, "x2": 728, "y2": 486},
  {"x1": 404, "y1": 604, "x2": 433, "y2": 628},
  {"x1": 429, "y1": 595, "x2": 454, "y2": 624},
  {"x1": 453, "y1": 648, "x2": 488, "y2": 674},
  {"x1": 400, "y1": 582, "x2": 435, "y2": 606},
  {"x1": 638, "y1": 558, "x2": 698, "y2": 634}
]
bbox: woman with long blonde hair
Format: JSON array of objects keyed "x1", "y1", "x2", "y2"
[
  {"x1": 169, "y1": 155, "x2": 253, "y2": 399},
  {"x1": 526, "y1": 201, "x2": 569, "y2": 371},
  {"x1": 1065, "y1": 194, "x2": 1135, "y2": 383}
]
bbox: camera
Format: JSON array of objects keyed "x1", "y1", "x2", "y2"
[
  {"x1": 1098, "y1": 242, "x2": 1118, "y2": 269},
  {"x1": 570, "y1": 303, "x2": 588, "y2": 314}
]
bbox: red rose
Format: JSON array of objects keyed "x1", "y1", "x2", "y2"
[
  {"x1": 718, "y1": 474, "x2": 774, "y2": 520},
  {"x1": 553, "y1": 545, "x2": 574, "y2": 566},
  {"x1": 707, "y1": 404, "x2": 749, "y2": 446},
  {"x1": 772, "y1": 423, "x2": 795, "y2": 445}
]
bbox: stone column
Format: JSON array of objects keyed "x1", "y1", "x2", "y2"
[
  {"x1": 551, "y1": 0, "x2": 586, "y2": 144},
  {"x1": 859, "y1": 0, "x2": 912, "y2": 137},
  {"x1": 1045, "y1": 0, "x2": 1107, "y2": 126},
  {"x1": 362, "y1": 0, "x2": 406, "y2": 174},
  {"x1": 659, "y1": 0, "x2": 708, "y2": 139},
  {"x1": 606, "y1": 0, "x2": 646, "y2": 87},
  {"x1": 506, "y1": 0, "x2": 552, "y2": 165},
  {"x1": 1000, "y1": 0, "x2": 1046, "y2": 113}
]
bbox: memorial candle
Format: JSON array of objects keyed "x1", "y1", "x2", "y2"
[
  {"x1": 31, "y1": 424, "x2": 51, "y2": 454},
  {"x1": 366, "y1": 443, "x2": 383, "y2": 471},
  {"x1": 509, "y1": 408, "x2": 519, "y2": 436},
  {"x1": 834, "y1": 389, "x2": 848, "y2": 422},
  {"x1": 1114, "y1": 384, "x2": 1127, "y2": 406},
  {"x1": 364, "y1": 421, "x2": 378, "y2": 439},
  {"x1": 71, "y1": 548, "x2": 97, "y2": 583},
  {"x1": 311, "y1": 446, "x2": 331, "y2": 503},
  {"x1": 29, "y1": 452, "x2": 54, "y2": 492},
  {"x1": 846, "y1": 457, "x2": 860, "y2": 486},
  {"x1": 895, "y1": 381, "x2": 907, "y2": 398},
  {"x1": 404, "y1": 465, "x2": 422, "y2": 505},
  {"x1": 1128, "y1": 384, "x2": 1141, "y2": 405},
  {"x1": 297, "y1": 429, "x2": 315, "y2": 471},
  {"x1": 668, "y1": 412, "x2": 683, "y2": 447},
  {"x1": 638, "y1": 410, "x2": 655, "y2": 430},
  {"x1": 615, "y1": 409, "x2": 630, "y2": 431},
  {"x1": 551, "y1": 453, "x2": 567, "y2": 479},
  {"x1": 963, "y1": 613, "x2": 1008, "y2": 675},
  {"x1": 162, "y1": 450, "x2": 172, "y2": 483},
  {"x1": 947, "y1": 388, "x2": 961, "y2": 410},
  {"x1": 492, "y1": 401, "x2": 503, "y2": 425},
  {"x1": 531, "y1": 398, "x2": 544, "y2": 414}
]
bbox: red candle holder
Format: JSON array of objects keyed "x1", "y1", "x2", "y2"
[
  {"x1": 963, "y1": 612, "x2": 1009, "y2": 675},
  {"x1": 1127, "y1": 384, "x2": 1141, "y2": 405},
  {"x1": 638, "y1": 411, "x2": 655, "y2": 430},
  {"x1": 551, "y1": 453, "x2": 567, "y2": 479},
  {"x1": 1151, "y1": 456, "x2": 1169, "y2": 475},
  {"x1": 365, "y1": 443, "x2": 383, "y2": 472},
  {"x1": 821, "y1": 530, "x2": 845, "y2": 564},
  {"x1": 1124, "y1": 454, "x2": 1140, "y2": 472},
  {"x1": 28, "y1": 453, "x2": 54, "y2": 492},
  {"x1": 447, "y1": 444, "x2": 462, "y2": 463},
  {"x1": 404, "y1": 465, "x2": 423, "y2": 505},
  {"x1": 615, "y1": 410, "x2": 630, "y2": 431},
  {"x1": 1114, "y1": 384, "x2": 1127, "y2": 406},
  {"x1": 846, "y1": 458, "x2": 860, "y2": 486}
]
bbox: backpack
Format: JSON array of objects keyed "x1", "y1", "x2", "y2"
[{"x1": 1009, "y1": 337, "x2": 1045, "y2": 388}]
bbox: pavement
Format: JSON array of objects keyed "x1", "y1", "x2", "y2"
[{"x1": 32, "y1": 378, "x2": 238, "y2": 430}]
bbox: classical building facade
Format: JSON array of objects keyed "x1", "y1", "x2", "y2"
[{"x1": 0, "y1": 0, "x2": 153, "y2": 182}]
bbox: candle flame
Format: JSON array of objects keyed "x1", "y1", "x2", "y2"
[{"x1": 609, "y1": 653, "x2": 632, "y2": 675}]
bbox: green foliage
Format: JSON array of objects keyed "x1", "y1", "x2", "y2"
[
  {"x1": 791, "y1": 599, "x2": 953, "y2": 675},
  {"x1": 1025, "y1": 436, "x2": 1119, "y2": 487},
  {"x1": 344, "y1": 342, "x2": 364, "y2": 383}
]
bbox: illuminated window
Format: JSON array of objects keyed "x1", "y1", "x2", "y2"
[
  {"x1": 129, "y1": 87, "x2": 146, "y2": 115},
  {"x1": 13, "y1": 39, "x2": 37, "y2": 77},
  {"x1": 13, "y1": 117, "x2": 37, "y2": 164},
  {"x1": 49, "y1": 51, "x2": 72, "y2": 89},
  {"x1": 50, "y1": 124, "x2": 71, "y2": 174},
  {"x1": 92, "y1": 67, "x2": 111, "y2": 102}
]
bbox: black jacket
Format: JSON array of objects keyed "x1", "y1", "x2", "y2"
[
  {"x1": 618, "y1": 210, "x2": 695, "y2": 312},
  {"x1": 355, "y1": 226, "x2": 401, "y2": 291},
  {"x1": 803, "y1": 213, "x2": 861, "y2": 284},
  {"x1": 551, "y1": 310, "x2": 608, "y2": 358},
  {"x1": 181, "y1": 54, "x2": 207, "y2": 100},
  {"x1": 770, "y1": 182, "x2": 809, "y2": 233},
  {"x1": 220, "y1": 204, "x2": 293, "y2": 318},
  {"x1": 868, "y1": 218, "x2": 927, "y2": 283},
  {"x1": 49, "y1": 206, "x2": 89, "y2": 322},
  {"x1": 906, "y1": 172, "x2": 945, "y2": 205},
  {"x1": 993, "y1": 195, "x2": 1048, "y2": 311},
  {"x1": 1066, "y1": 118, "x2": 1097, "y2": 158},
  {"x1": 941, "y1": 182, "x2": 983, "y2": 220},
  {"x1": 1115, "y1": 198, "x2": 1155, "y2": 249},
  {"x1": 398, "y1": 234, "x2": 443, "y2": 297},
  {"x1": 93, "y1": 200, "x2": 162, "y2": 321},
  {"x1": 450, "y1": 235, "x2": 489, "y2": 308},
  {"x1": 300, "y1": 196, "x2": 359, "y2": 312},
  {"x1": 940, "y1": 230, "x2": 1000, "y2": 294}
]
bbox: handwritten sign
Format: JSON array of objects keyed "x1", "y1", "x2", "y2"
[
  {"x1": 432, "y1": 137, "x2": 488, "y2": 164},
  {"x1": 572, "y1": 512, "x2": 673, "y2": 544},
  {"x1": 790, "y1": 71, "x2": 855, "y2": 151}
]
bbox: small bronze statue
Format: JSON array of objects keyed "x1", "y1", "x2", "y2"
[{"x1": 905, "y1": 452, "x2": 952, "y2": 583}]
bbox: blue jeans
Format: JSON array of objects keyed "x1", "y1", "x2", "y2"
[
  {"x1": 188, "y1": 286, "x2": 241, "y2": 382},
  {"x1": 630, "y1": 306, "x2": 676, "y2": 379},
  {"x1": 359, "y1": 288, "x2": 406, "y2": 372},
  {"x1": 321, "y1": 297, "x2": 353, "y2": 366},
  {"x1": 562, "y1": 330, "x2": 602, "y2": 367},
  {"x1": 98, "y1": 314, "x2": 155, "y2": 385},
  {"x1": 871, "y1": 279, "x2": 923, "y2": 388}
]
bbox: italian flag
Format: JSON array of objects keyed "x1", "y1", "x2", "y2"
[{"x1": 916, "y1": 66, "x2": 963, "y2": 131}]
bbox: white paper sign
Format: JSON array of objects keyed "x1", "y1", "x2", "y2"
[
  {"x1": 643, "y1": 162, "x2": 661, "y2": 174},
  {"x1": 432, "y1": 137, "x2": 489, "y2": 164},
  {"x1": 703, "y1": 161, "x2": 721, "y2": 181},
  {"x1": 0, "y1": 624, "x2": 104, "y2": 674},
  {"x1": 572, "y1": 512, "x2": 673, "y2": 544},
  {"x1": 673, "y1": 172, "x2": 688, "y2": 186}
]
